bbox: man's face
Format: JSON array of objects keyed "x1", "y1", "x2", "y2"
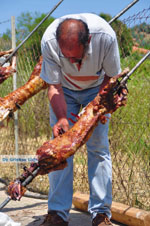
[
  {"x1": 61, "y1": 45, "x2": 84, "y2": 64},
  {"x1": 59, "y1": 34, "x2": 85, "y2": 64},
  {"x1": 60, "y1": 42, "x2": 85, "y2": 64}
]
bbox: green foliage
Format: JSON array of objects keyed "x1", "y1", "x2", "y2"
[
  {"x1": 16, "y1": 12, "x2": 55, "y2": 42},
  {"x1": 1, "y1": 29, "x2": 11, "y2": 41},
  {"x1": 131, "y1": 22, "x2": 150, "y2": 49},
  {"x1": 100, "y1": 13, "x2": 133, "y2": 57},
  {"x1": 99, "y1": 13, "x2": 112, "y2": 22},
  {"x1": 0, "y1": 76, "x2": 13, "y2": 97},
  {"x1": 16, "y1": 12, "x2": 34, "y2": 39},
  {"x1": 110, "y1": 51, "x2": 150, "y2": 159},
  {"x1": 16, "y1": 12, "x2": 55, "y2": 68},
  {"x1": 1, "y1": 12, "x2": 55, "y2": 68},
  {"x1": 0, "y1": 30, "x2": 11, "y2": 50},
  {"x1": 132, "y1": 22, "x2": 150, "y2": 34}
]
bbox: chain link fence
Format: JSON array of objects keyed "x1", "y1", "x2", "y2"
[{"x1": 0, "y1": 8, "x2": 150, "y2": 210}]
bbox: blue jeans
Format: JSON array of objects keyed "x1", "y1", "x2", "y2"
[{"x1": 48, "y1": 86, "x2": 112, "y2": 221}]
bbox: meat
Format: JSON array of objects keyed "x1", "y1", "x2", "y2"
[
  {"x1": 0, "y1": 49, "x2": 13, "y2": 57},
  {"x1": 37, "y1": 71, "x2": 128, "y2": 175},
  {"x1": 0, "y1": 56, "x2": 48, "y2": 122},
  {"x1": 0, "y1": 62, "x2": 16, "y2": 84},
  {"x1": 0, "y1": 49, "x2": 16, "y2": 84},
  {"x1": 7, "y1": 69, "x2": 129, "y2": 200}
]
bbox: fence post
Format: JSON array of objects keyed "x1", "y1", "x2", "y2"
[{"x1": 11, "y1": 16, "x2": 19, "y2": 177}]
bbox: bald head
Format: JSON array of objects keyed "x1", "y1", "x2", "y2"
[{"x1": 56, "y1": 18, "x2": 89, "y2": 50}]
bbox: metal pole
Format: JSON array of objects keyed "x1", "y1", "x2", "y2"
[
  {"x1": 11, "y1": 16, "x2": 19, "y2": 177},
  {"x1": 109, "y1": 0, "x2": 139, "y2": 24},
  {"x1": 120, "y1": 51, "x2": 150, "y2": 85},
  {"x1": 0, "y1": 0, "x2": 64, "y2": 66},
  {"x1": 0, "y1": 166, "x2": 40, "y2": 210}
]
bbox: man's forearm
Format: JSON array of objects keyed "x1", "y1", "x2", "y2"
[{"x1": 48, "y1": 84, "x2": 67, "y2": 120}]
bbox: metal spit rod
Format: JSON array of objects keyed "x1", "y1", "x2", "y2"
[
  {"x1": 120, "y1": 51, "x2": 150, "y2": 85},
  {"x1": 0, "y1": 167, "x2": 40, "y2": 210},
  {"x1": 109, "y1": 0, "x2": 139, "y2": 24}
]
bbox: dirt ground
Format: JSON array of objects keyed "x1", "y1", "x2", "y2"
[{"x1": 0, "y1": 182, "x2": 126, "y2": 226}]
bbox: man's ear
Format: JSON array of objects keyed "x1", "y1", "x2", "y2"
[{"x1": 88, "y1": 35, "x2": 92, "y2": 44}]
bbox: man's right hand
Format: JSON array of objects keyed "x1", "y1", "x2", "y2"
[{"x1": 53, "y1": 117, "x2": 69, "y2": 137}]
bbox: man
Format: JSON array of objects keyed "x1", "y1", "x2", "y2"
[{"x1": 40, "y1": 13, "x2": 121, "y2": 226}]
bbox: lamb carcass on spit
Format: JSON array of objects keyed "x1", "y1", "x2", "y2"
[
  {"x1": 0, "y1": 49, "x2": 16, "y2": 84},
  {"x1": 0, "y1": 49, "x2": 14, "y2": 57},
  {"x1": 0, "y1": 56, "x2": 48, "y2": 122},
  {"x1": 8, "y1": 69, "x2": 129, "y2": 200}
]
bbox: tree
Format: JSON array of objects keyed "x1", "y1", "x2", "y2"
[
  {"x1": 1, "y1": 12, "x2": 55, "y2": 60},
  {"x1": 100, "y1": 13, "x2": 133, "y2": 57},
  {"x1": 131, "y1": 23, "x2": 150, "y2": 49},
  {"x1": 16, "y1": 12, "x2": 55, "y2": 58},
  {"x1": 16, "y1": 12, "x2": 55, "y2": 42}
]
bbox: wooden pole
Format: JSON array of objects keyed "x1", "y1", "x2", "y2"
[
  {"x1": 73, "y1": 192, "x2": 150, "y2": 226},
  {"x1": 11, "y1": 16, "x2": 19, "y2": 177}
]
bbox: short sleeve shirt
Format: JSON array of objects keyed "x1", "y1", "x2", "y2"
[{"x1": 40, "y1": 13, "x2": 121, "y2": 90}]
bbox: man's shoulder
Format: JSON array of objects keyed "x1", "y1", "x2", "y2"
[
  {"x1": 84, "y1": 14, "x2": 116, "y2": 38},
  {"x1": 62, "y1": 13, "x2": 116, "y2": 38},
  {"x1": 41, "y1": 13, "x2": 116, "y2": 45}
]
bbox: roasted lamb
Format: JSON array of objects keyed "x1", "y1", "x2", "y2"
[
  {"x1": 0, "y1": 49, "x2": 16, "y2": 84},
  {"x1": 8, "y1": 69, "x2": 128, "y2": 200},
  {"x1": 0, "y1": 56, "x2": 48, "y2": 122}
]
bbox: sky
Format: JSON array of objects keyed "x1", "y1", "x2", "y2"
[{"x1": 0, "y1": 0, "x2": 150, "y2": 35}]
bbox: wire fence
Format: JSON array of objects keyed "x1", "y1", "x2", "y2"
[
  {"x1": 0, "y1": 7, "x2": 150, "y2": 211},
  {"x1": 0, "y1": 19, "x2": 11, "y2": 36}
]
